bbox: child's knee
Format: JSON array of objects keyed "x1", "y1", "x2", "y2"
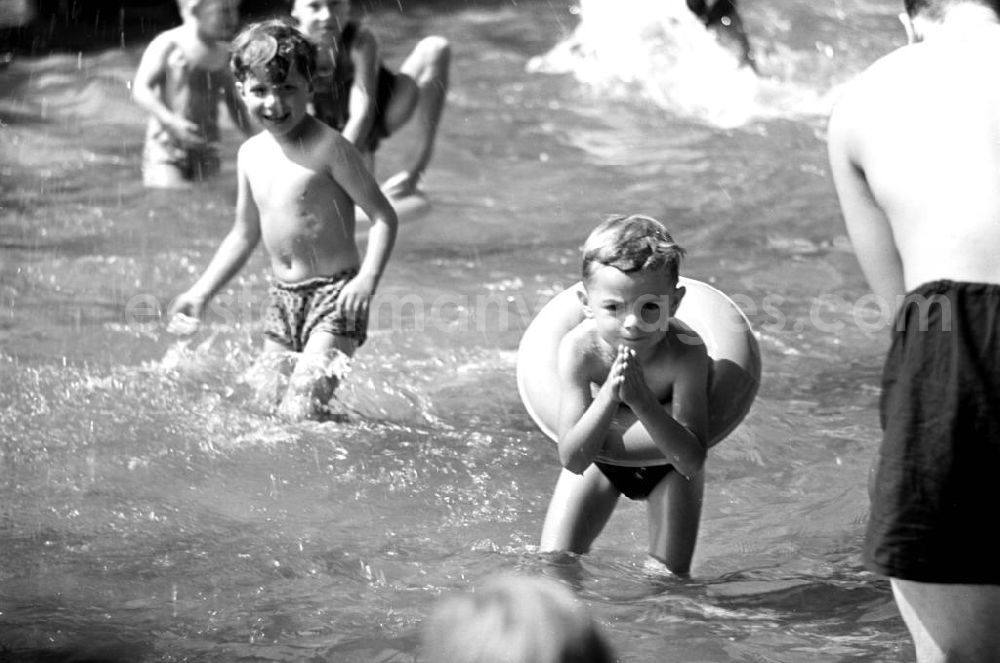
[
  {"x1": 416, "y1": 36, "x2": 450, "y2": 73},
  {"x1": 419, "y1": 35, "x2": 450, "y2": 57}
]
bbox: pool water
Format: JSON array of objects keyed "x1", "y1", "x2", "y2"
[{"x1": 1, "y1": 1, "x2": 913, "y2": 660}]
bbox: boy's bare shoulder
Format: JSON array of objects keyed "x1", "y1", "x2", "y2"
[
  {"x1": 319, "y1": 123, "x2": 365, "y2": 161},
  {"x1": 137, "y1": 27, "x2": 181, "y2": 66},
  {"x1": 145, "y1": 26, "x2": 185, "y2": 52},
  {"x1": 321, "y1": 121, "x2": 352, "y2": 145},
  {"x1": 559, "y1": 320, "x2": 603, "y2": 363},
  {"x1": 836, "y1": 44, "x2": 919, "y2": 111},
  {"x1": 237, "y1": 131, "x2": 274, "y2": 163}
]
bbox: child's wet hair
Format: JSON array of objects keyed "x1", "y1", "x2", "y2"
[
  {"x1": 582, "y1": 214, "x2": 686, "y2": 283},
  {"x1": 230, "y1": 19, "x2": 317, "y2": 83}
]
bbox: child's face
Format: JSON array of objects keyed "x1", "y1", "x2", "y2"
[
  {"x1": 193, "y1": 0, "x2": 240, "y2": 40},
  {"x1": 237, "y1": 63, "x2": 312, "y2": 139},
  {"x1": 291, "y1": 0, "x2": 351, "y2": 45},
  {"x1": 582, "y1": 265, "x2": 683, "y2": 352}
]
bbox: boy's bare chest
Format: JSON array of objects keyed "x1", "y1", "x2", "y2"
[
  {"x1": 167, "y1": 38, "x2": 228, "y2": 75},
  {"x1": 249, "y1": 159, "x2": 350, "y2": 213}
]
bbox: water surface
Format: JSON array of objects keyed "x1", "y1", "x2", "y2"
[{"x1": 1, "y1": 1, "x2": 913, "y2": 660}]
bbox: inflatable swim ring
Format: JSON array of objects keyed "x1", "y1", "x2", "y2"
[{"x1": 516, "y1": 277, "x2": 760, "y2": 467}]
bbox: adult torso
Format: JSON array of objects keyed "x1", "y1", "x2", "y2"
[{"x1": 848, "y1": 23, "x2": 1000, "y2": 289}]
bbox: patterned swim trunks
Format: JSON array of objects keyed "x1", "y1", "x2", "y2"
[{"x1": 263, "y1": 269, "x2": 367, "y2": 352}]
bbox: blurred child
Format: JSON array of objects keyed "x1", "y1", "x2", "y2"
[
  {"x1": 422, "y1": 574, "x2": 616, "y2": 663},
  {"x1": 539, "y1": 215, "x2": 709, "y2": 576},
  {"x1": 133, "y1": 0, "x2": 254, "y2": 188},
  {"x1": 169, "y1": 20, "x2": 397, "y2": 420},
  {"x1": 290, "y1": 0, "x2": 450, "y2": 198}
]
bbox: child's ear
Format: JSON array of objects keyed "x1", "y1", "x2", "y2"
[
  {"x1": 670, "y1": 284, "x2": 686, "y2": 316},
  {"x1": 577, "y1": 286, "x2": 594, "y2": 319}
]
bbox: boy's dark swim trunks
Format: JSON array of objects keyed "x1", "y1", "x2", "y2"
[
  {"x1": 263, "y1": 270, "x2": 367, "y2": 352},
  {"x1": 595, "y1": 462, "x2": 674, "y2": 500},
  {"x1": 866, "y1": 280, "x2": 1000, "y2": 584}
]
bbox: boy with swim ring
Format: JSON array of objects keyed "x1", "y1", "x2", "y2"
[
  {"x1": 133, "y1": 0, "x2": 254, "y2": 188},
  {"x1": 538, "y1": 214, "x2": 710, "y2": 575},
  {"x1": 289, "y1": 0, "x2": 450, "y2": 199},
  {"x1": 169, "y1": 20, "x2": 398, "y2": 421}
]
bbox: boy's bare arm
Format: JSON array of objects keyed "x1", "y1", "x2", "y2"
[
  {"x1": 556, "y1": 333, "x2": 622, "y2": 474},
  {"x1": 132, "y1": 32, "x2": 206, "y2": 147},
  {"x1": 623, "y1": 345, "x2": 708, "y2": 478},
  {"x1": 327, "y1": 135, "x2": 398, "y2": 312},
  {"x1": 170, "y1": 153, "x2": 261, "y2": 318},
  {"x1": 827, "y1": 94, "x2": 906, "y2": 309},
  {"x1": 341, "y1": 28, "x2": 381, "y2": 147}
]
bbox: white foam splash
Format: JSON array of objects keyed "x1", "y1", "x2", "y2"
[{"x1": 528, "y1": 0, "x2": 831, "y2": 127}]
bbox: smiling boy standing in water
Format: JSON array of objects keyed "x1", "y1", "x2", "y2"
[
  {"x1": 539, "y1": 215, "x2": 709, "y2": 576},
  {"x1": 133, "y1": 0, "x2": 254, "y2": 188},
  {"x1": 169, "y1": 20, "x2": 398, "y2": 420},
  {"x1": 289, "y1": 0, "x2": 450, "y2": 198}
]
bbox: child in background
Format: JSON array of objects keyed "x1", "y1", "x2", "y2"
[
  {"x1": 289, "y1": 0, "x2": 450, "y2": 198},
  {"x1": 539, "y1": 215, "x2": 709, "y2": 576},
  {"x1": 422, "y1": 574, "x2": 616, "y2": 663},
  {"x1": 169, "y1": 20, "x2": 398, "y2": 420},
  {"x1": 133, "y1": 0, "x2": 254, "y2": 188}
]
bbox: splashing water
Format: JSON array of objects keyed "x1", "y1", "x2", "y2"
[{"x1": 528, "y1": 0, "x2": 837, "y2": 127}]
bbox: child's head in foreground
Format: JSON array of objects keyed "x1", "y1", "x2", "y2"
[
  {"x1": 421, "y1": 574, "x2": 616, "y2": 663},
  {"x1": 230, "y1": 20, "x2": 317, "y2": 85}
]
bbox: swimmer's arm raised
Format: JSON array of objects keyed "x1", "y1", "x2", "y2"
[
  {"x1": 827, "y1": 94, "x2": 905, "y2": 310},
  {"x1": 556, "y1": 334, "x2": 622, "y2": 474},
  {"x1": 170, "y1": 152, "x2": 261, "y2": 318},
  {"x1": 623, "y1": 347, "x2": 707, "y2": 478}
]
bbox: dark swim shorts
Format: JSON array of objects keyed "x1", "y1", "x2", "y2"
[
  {"x1": 263, "y1": 270, "x2": 367, "y2": 353},
  {"x1": 596, "y1": 462, "x2": 674, "y2": 500},
  {"x1": 866, "y1": 280, "x2": 1000, "y2": 584}
]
